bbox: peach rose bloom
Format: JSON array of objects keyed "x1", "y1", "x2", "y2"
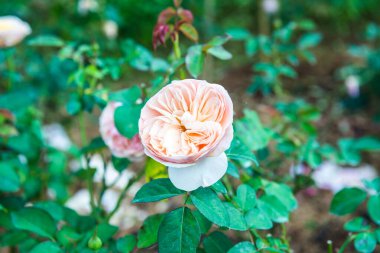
[
  {"x1": 100, "y1": 102, "x2": 144, "y2": 161},
  {"x1": 139, "y1": 79, "x2": 233, "y2": 191},
  {"x1": 0, "y1": 16, "x2": 31, "y2": 48}
]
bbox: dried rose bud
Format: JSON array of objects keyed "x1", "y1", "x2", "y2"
[
  {"x1": 153, "y1": 24, "x2": 170, "y2": 49},
  {"x1": 177, "y1": 8, "x2": 193, "y2": 23}
]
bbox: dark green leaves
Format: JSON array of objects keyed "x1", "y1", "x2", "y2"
[
  {"x1": 245, "y1": 208, "x2": 273, "y2": 230},
  {"x1": 203, "y1": 231, "x2": 233, "y2": 253},
  {"x1": 132, "y1": 178, "x2": 185, "y2": 203},
  {"x1": 137, "y1": 214, "x2": 165, "y2": 248},
  {"x1": 190, "y1": 188, "x2": 229, "y2": 227},
  {"x1": 330, "y1": 188, "x2": 367, "y2": 216},
  {"x1": 11, "y1": 207, "x2": 56, "y2": 239},
  {"x1": 223, "y1": 203, "x2": 247, "y2": 231},
  {"x1": 186, "y1": 45, "x2": 204, "y2": 78},
  {"x1": 225, "y1": 138, "x2": 259, "y2": 166},
  {"x1": 158, "y1": 207, "x2": 200, "y2": 253},
  {"x1": 368, "y1": 195, "x2": 380, "y2": 225},
  {"x1": 344, "y1": 217, "x2": 370, "y2": 232}
]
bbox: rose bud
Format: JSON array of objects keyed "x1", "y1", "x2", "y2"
[{"x1": 99, "y1": 102, "x2": 144, "y2": 161}]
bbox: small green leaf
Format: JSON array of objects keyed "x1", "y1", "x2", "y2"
[
  {"x1": 245, "y1": 208, "x2": 273, "y2": 230},
  {"x1": 109, "y1": 85, "x2": 142, "y2": 105},
  {"x1": 28, "y1": 35, "x2": 64, "y2": 47},
  {"x1": 145, "y1": 157, "x2": 168, "y2": 180},
  {"x1": 117, "y1": 235, "x2": 136, "y2": 253},
  {"x1": 226, "y1": 28, "x2": 251, "y2": 40},
  {"x1": 158, "y1": 207, "x2": 200, "y2": 253},
  {"x1": 137, "y1": 214, "x2": 165, "y2": 248},
  {"x1": 264, "y1": 182, "x2": 298, "y2": 212},
  {"x1": 234, "y1": 184, "x2": 257, "y2": 212},
  {"x1": 34, "y1": 201, "x2": 64, "y2": 221},
  {"x1": 179, "y1": 23, "x2": 199, "y2": 42},
  {"x1": 114, "y1": 104, "x2": 142, "y2": 139},
  {"x1": 228, "y1": 242, "x2": 257, "y2": 253},
  {"x1": 211, "y1": 181, "x2": 227, "y2": 194},
  {"x1": 133, "y1": 178, "x2": 184, "y2": 203},
  {"x1": 190, "y1": 188, "x2": 229, "y2": 227},
  {"x1": 57, "y1": 226, "x2": 81, "y2": 247},
  {"x1": 97, "y1": 223, "x2": 118, "y2": 242},
  {"x1": 112, "y1": 156, "x2": 130, "y2": 173},
  {"x1": 207, "y1": 46, "x2": 232, "y2": 60},
  {"x1": 203, "y1": 231, "x2": 233, "y2": 253},
  {"x1": 330, "y1": 187, "x2": 367, "y2": 216},
  {"x1": 257, "y1": 195, "x2": 289, "y2": 223},
  {"x1": 225, "y1": 138, "x2": 259, "y2": 166},
  {"x1": 11, "y1": 207, "x2": 56, "y2": 239},
  {"x1": 298, "y1": 33, "x2": 322, "y2": 49},
  {"x1": 186, "y1": 45, "x2": 204, "y2": 78},
  {"x1": 30, "y1": 241, "x2": 62, "y2": 253},
  {"x1": 223, "y1": 203, "x2": 247, "y2": 231},
  {"x1": 354, "y1": 233, "x2": 377, "y2": 253},
  {"x1": 344, "y1": 217, "x2": 370, "y2": 232},
  {"x1": 368, "y1": 195, "x2": 380, "y2": 225}
]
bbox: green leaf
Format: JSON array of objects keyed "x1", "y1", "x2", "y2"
[
  {"x1": 28, "y1": 35, "x2": 64, "y2": 47},
  {"x1": 353, "y1": 137, "x2": 380, "y2": 151},
  {"x1": 97, "y1": 223, "x2": 118, "y2": 242},
  {"x1": 207, "y1": 46, "x2": 232, "y2": 60},
  {"x1": 206, "y1": 35, "x2": 230, "y2": 48},
  {"x1": 368, "y1": 195, "x2": 380, "y2": 225},
  {"x1": 34, "y1": 201, "x2": 64, "y2": 221},
  {"x1": 203, "y1": 231, "x2": 233, "y2": 253},
  {"x1": 264, "y1": 182, "x2": 298, "y2": 211},
  {"x1": 330, "y1": 187, "x2": 367, "y2": 216},
  {"x1": 57, "y1": 226, "x2": 81, "y2": 247},
  {"x1": 226, "y1": 28, "x2": 251, "y2": 40},
  {"x1": 257, "y1": 195, "x2": 289, "y2": 223},
  {"x1": 223, "y1": 203, "x2": 247, "y2": 231},
  {"x1": 30, "y1": 241, "x2": 62, "y2": 253},
  {"x1": 137, "y1": 214, "x2": 165, "y2": 248},
  {"x1": 190, "y1": 188, "x2": 229, "y2": 227},
  {"x1": 245, "y1": 208, "x2": 273, "y2": 230},
  {"x1": 186, "y1": 45, "x2": 205, "y2": 78},
  {"x1": 234, "y1": 184, "x2": 257, "y2": 212},
  {"x1": 192, "y1": 210, "x2": 211, "y2": 234},
  {"x1": 133, "y1": 178, "x2": 184, "y2": 203},
  {"x1": 363, "y1": 178, "x2": 380, "y2": 193},
  {"x1": 245, "y1": 37, "x2": 258, "y2": 57},
  {"x1": 354, "y1": 233, "x2": 377, "y2": 253},
  {"x1": 11, "y1": 207, "x2": 56, "y2": 239},
  {"x1": 228, "y1": 242, "x2": 257, "y2": 253},
  {"x1": 109, "y1": 86, "x2": 142, "y2": 105},
  {"x1": 112, "y1": 156, "x2": 130, "y2": 173},
  {"x1": 179, "y1": 23, "x2": 199, "y2": 42},
  {"x1": 145, "y1": 157, "x2": 168, "y2": 180},
  {"x1": 0, "y1": 162, "x2": 20, "y2": 192},
  {"x1": 225, "y1": 138, "x2": 259, "y2": 166},
  {"x1": 158, "y1": 207, "x2": 200, "y2": 253},
  {"x1": 114, "y1": 103, "x2": 142, "y2": 139},
  {"x1": 211, "y1": 181, "x2": 227, "y2": 194},
  {"x1": 344, "y1": 217, "x2": 370, "y2": 232},
  {"x1": 298, "y1": 33, "x2": 321, "y2": 49},
  {"x1": 375, "y1": 229, "x2": 380, "y2": 243},
  {"x1": 117, "y1": 235, "x2": 136, "y2": 253}
]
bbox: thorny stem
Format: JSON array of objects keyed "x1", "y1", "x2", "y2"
[{"x1": 107, "y1": 169, "x2": 145, "y2": 220}]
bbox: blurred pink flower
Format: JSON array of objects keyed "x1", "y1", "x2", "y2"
[
  {"x1": 345, "y1": 75, "x2": 360, "y2": 98},
  {"x1": 139, "y1": 79, "x2": 233, "y2": 191},
  {"x1": 262, "y1": 0, "x2": 279, "y2": 14},
  {"x1": 100, "y1": 102, "x2": 144, "y2": 161}
]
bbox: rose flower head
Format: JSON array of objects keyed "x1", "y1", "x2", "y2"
[
  {"x1": 139, "y1": 79, "x2": 233, "y2": 191},
  {"x1": 100, "y1": 102, "x2": 144, "y2": 161}
]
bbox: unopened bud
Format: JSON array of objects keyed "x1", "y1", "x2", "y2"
[{"x1": 88, "y1": 235, "x2": 102, "y2": 250}]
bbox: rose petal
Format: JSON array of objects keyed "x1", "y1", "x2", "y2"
[{"x1": 168, "y1": 152, "x2": 228, "y2": 191}]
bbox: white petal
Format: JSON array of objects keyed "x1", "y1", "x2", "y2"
[{"x1": 168, "y1": 152, "x2": 228, "y2": 191}]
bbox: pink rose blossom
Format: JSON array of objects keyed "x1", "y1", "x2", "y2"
[
  {"x1": 139, "y1": 79, "x2": 233, "y2": 191},
  {"x1": 100, "y1": 102, "x2": 144, "y2": 161}
]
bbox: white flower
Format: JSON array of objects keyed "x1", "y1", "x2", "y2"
[
  {"x1": 103, "y1": 20, "x2": 118, "y2": 40},
  {"x1": 43, "y1": 123, "x2": 72, "y2": 151},
  {"x1": 0, "y1": 16, "x2": 31, "y2": 47},
  {"x1": 345, "y1": 75, "x2": 360, "y2": 98},
  {"x1": 262, "y1": 0, "x2": 279, "y2": 14},
  {"x1": 77, "y1": 0, "x2": 99, "y2": 15}
]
